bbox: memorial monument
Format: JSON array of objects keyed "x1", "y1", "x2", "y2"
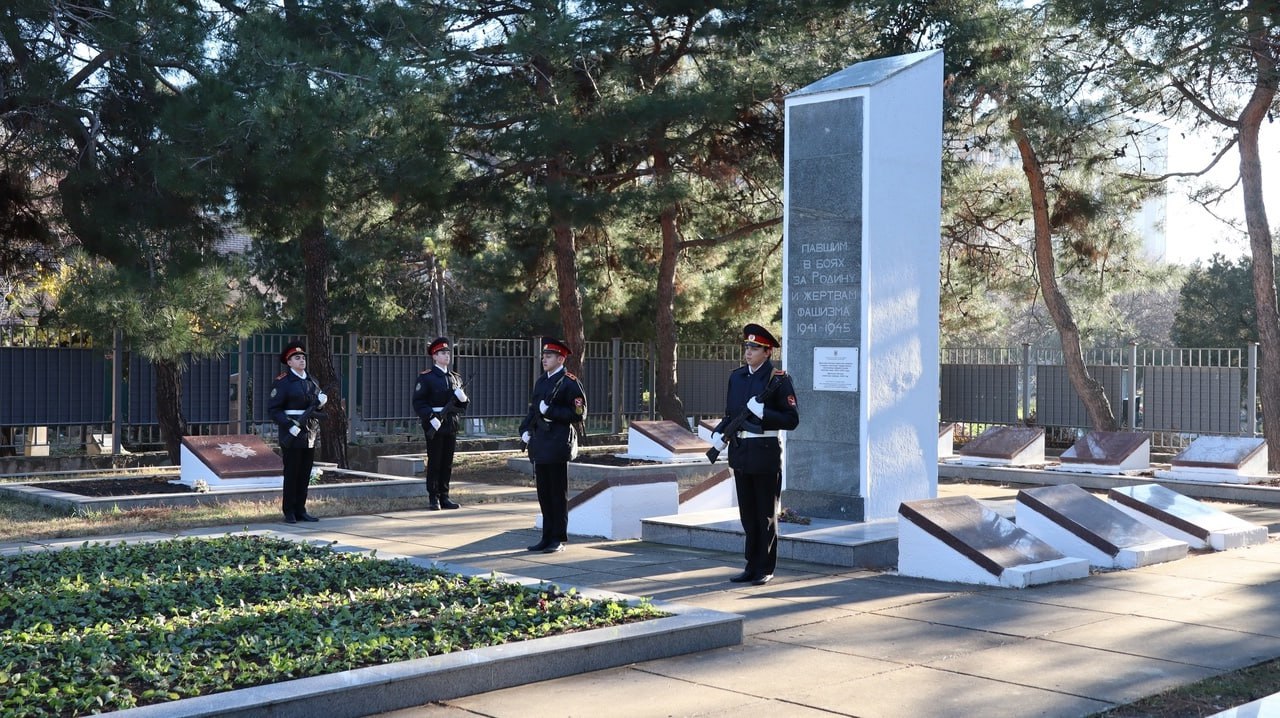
[{"x1": 782, "y1": 50, "x2": 943, "y2": 521}]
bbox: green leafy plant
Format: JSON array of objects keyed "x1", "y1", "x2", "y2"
[{"x1": 0, "y1": 535, "x2": 665, "y2": 717}]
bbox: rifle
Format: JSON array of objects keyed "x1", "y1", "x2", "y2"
[
  {"x1": 706, "y1": 373, "x2": 785, "y2": 464},
  {"x1": 288, "y1": 382, "x2": 325, "y2": 439},
  {"x1": 425, "y1": 375, "x2": 471, "y2": 440}
]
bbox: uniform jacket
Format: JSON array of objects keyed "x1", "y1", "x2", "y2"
[
  {"x1": 519, "y1": 367, "x2": 587, "y2": 464},
  {"x1": 712, "y1": 359, "x2": 799, "y2": 475},
  {"x1": 268, "y1": 370, "x2": 322, "y2": 449},
  {"x1": 412, "y1": 365, "x2": 469, "y2": 435}
]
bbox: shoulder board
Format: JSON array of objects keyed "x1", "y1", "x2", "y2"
[
  {"x1": 565, "y1": 372, "x2": 578, "y2": 380},
  {"x1": 275, "y1": 371, "x2": 287, "y2": 380},
  {"x1": 419, "y1": 368, "x2": 432, "y2": 375},
  {"x1": 773, "y1": 369, "x2": 788, "y2": 376}
]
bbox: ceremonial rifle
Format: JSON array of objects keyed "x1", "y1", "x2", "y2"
[{"x1": 706, "y1": 373, "x2": 785, "y2": 464}]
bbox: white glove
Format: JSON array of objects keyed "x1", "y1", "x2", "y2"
[
  {"x1": 430, "y1": 417, "x2": 442, "y2": 431},
  {"x1": 521, "y1": 431, "x2": 530, "y2": 444},
  {"x1": 317, "y1": 392, "x2": 328, "y2": 408},
  {"x1": 710, "y1": 432, "x2": 726, "y2": 451},
  {"x1": 289, "y1": 425, "x2": 301, "y2": 437},
  {"x1": 747, "y1": 396, "x2": 764, "y2": 419},
  {"x1": 539, "y1": 400, "x2": 549, "y2": 414},
  {"x1": 454, "y1": 387, "x2": 468, "y2": 402}
]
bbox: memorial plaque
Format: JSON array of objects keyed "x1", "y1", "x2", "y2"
[
  {"x1": 629, "y1": 420, "x2": 708, "y2": 456},
  {"x1": 899, "y1": 496, "x2": 1066, "y2": 575},
  {"x1": 1110, "y1": 484, "x2": 1268, "y2": 550},
  {"x1": 959, "y1": 426, "x2": 1044, "y2": 459},
  {"x1": 1017, "y1": 484, "x2": 1168, "y2": 555},
  {"x1": 181, "y1": 434, "x2": 282, "y2": 478},
  {"x1": 1060, "y1": 431, "x2": 1148, "y2": 465},
  {"x1": 1172, "y1": 436, "x2": 1266, "y2": 469}
]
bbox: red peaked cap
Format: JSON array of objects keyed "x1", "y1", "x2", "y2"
[
  {"x1": 541, "y1": 338, "x2": 572, "y2": 357},
  {"x1": 742, "y1": 323, "x2": 779, "y2": 348},
  {"x1": 428, "y1": 337, "x2": 451, "y2": 355},
  {"x1": 279, "y1": 341, "x2": 306, "y2": 364}
]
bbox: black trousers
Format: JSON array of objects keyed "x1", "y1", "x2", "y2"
[
  {"x1": 534, "y1": 462, "x2": 569, "y2": 542},
  {"x1": 424, "y1": 430, "x2": 457, "y2": 499},
  {"x1": 734, "y1": 469, "x2": 781, "y2": 577},
  {"x1": 281, "y1": 446, "x2": 315, "y2": 517}
]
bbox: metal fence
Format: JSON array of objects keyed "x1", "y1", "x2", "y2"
[
  {"x1": 0, "y1": 330, "x2": 1262, "y2": 456},
  {"x1": 939, "y1": 344, "x2": 1258, "y2": 451}
]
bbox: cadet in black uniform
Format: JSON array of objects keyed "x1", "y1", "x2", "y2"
[
  {"x1": 518, "y1": 338, "x2": 586, "y2": 553},
  {"x1": 412, "y1": 336, "x2": 469, "y2": 510},
  {"x1": 267, "y1": 341, "x2": 327, "y2": 524},
  {"x1": 709, "y1": 324, "x2": 799, "y2": 585}
]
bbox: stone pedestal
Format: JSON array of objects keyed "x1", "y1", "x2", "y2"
[{"x1": 781, "y1": 50, "x2": 943, "y2": 521}]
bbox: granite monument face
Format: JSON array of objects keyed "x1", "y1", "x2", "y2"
[{"x1": 781, "y1": 50, "x2": 943, "y2": 521}]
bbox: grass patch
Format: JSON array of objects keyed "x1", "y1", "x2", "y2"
[
  {"x1": 0, "y1": 534, "x2": 666, "y2": 717},
  {"x1": 1090, "y1": 658, "x2": 1280, "y2": 717}
]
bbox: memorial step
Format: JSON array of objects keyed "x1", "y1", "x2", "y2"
[
  {"x1": 952, "y1": 426, "x2": 1045, "y2": 467},
  {"x1": 1156, "y1": 436, "x2": 1269, "y2": 484},
  {"x1": 1108, "y1": 484, "x2": 1269, "y2": 551},
  {"x1": 1051, "y1": 431, "x2": 1149, "y2": 474}
]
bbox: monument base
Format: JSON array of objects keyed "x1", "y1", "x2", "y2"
[{"x1": 782, "y1": 488, "x2": 865, "y2": 522}]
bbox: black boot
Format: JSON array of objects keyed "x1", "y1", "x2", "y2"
[
  {"x1": 439, "y1": 496, "x2": 460, "y2": 509},
  {"x1": 427, "y1": 494, "x2": 440, "y2": 510}
]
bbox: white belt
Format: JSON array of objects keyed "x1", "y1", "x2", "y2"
[
  {"x1": 284, "y1": 410, "x2": 306, "y2": 416},
  {"x1": 738, "y1": 430, "x2": 778, "y2": 439},
  {"x1": 432, "y1": 406, "x2": 446, "y2": 412}
]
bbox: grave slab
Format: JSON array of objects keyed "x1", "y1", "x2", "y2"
[
  {"x1": 1015, "y1": 484, "x2": 1188, "y2": 569},
  {"x1": 953, "y1": 426, "x2": 1045, "y2": 467},
  {"x1": 623, "y1": 420, "x2": 710, "y2": 462},
  {"x1": 179, "y1": 434, "x2": 283, "y2": 489},
  {"x1": 938, "y1": 423, "x2": 956, "y2": 459},
  {"x1": 536, "y1": 474, "x2": 679, "y2": 540},
  {"x1": 1051, "y1": 431, "x2": 1149, "y2": 474},
  {"x1": 897, "y1": 495, "x2": 1089, "y2": 588},
  {"x1": 1156, "y1": 436, "x2": 1269, "y2": 484},
  {"x1": 678, "y1": 469, "x2": 737, "y2": 513},
  {"x1": 1108, "y1": 484, "x2": 1269, "y2": 551}
]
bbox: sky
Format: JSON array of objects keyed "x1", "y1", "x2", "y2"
[{"x1": 1160, "y1": 121, "x2": 1280, "y2": 266}]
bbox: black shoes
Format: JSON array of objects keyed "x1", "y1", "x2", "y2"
[
  {"x1": 753, "y1": 574, "x2": 773, "y2": 586},
  {"x1": 542, "y1": 542, "x2": 565, "y2": 553},
  {"x1": 299, "y1": 512, "x2": 320, "y2": 522},
  {"x1": 283, "y1": 514, "x2": 297, "y2": 524},
  {"x1": 427, "y1": 499, "x2": 440, "y2": 511},
  {"x1": 439, "y1": 498, "x2": 461, "y2": 510},
  {"x1": 729, "y1": 570, "x2": 774, "y2": 585},
  {"x1": 527, "y1": 539, "x2": 551, "y2": 552},
  {"x1": 729, "y1": 571, "x2": 754, "y2": 583}
]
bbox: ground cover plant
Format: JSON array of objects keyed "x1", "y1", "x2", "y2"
[{"x1": 0, "y1": 534, "x2": 666, "y2": 717}]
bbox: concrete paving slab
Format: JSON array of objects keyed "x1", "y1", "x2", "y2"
[
  {"x1": 1083, "y1": 569, "x2": 1260, "y2": 599},
  {"x1": 1131, "y1": 551, "x2": 1280, "y2": 586},
  {"x1": 1045, "y1": 614, "x2": 1280, "y2": 670},
  {"x1": 765, "y1": 612, "x2": 1017, "y2": 664},
  {"x1": 936, "y1": 639, "x2": 1218, "y2": 704},
  {"x1": 787, "y1": 664, "x2": 1112, "y2": 718},
  {"x1": 678, "y1": 592, "x2": 863, "y2": 636},
  {"x1": 875, "y1": 592, "x2": 1114, "y2": 638}
]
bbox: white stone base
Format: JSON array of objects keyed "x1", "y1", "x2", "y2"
[
  {"x1": 680, "y1": 476, "x2": 738, "y2": 513},
  {"x1": 1155, "y1": 468, "x2": 1269, "y2": 485},
  {"x1": 537, "y1": 479, "x2": 680, "y2": 540},
  {"x1": 1016, "y1": 504, "x2": 1187, "y2": 569},
  {"x1": 896, "y1": 514, "x2": 1088, "y2": 588},
  {"x1": 178, "y1": 445, "x2": 282, "y2": 490},
  {"x1": 1109, "y1": 490, "x2": 1269, "y2": 551}
]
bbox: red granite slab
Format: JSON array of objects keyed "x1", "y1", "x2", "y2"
[
  {"x1": 1059, "y1": 431, "x2": 1148, "y2": 466},
  {"x1": 899, "y1": 496, "x2": 1065, "y2": 576},
  {"x1": 958, "y1": 426, "x2": 1044, "y2": 459},
  {"x1": 630, "y1": 420, "x2": 708, "y2": 455},
  {"x1": 181, "y1": 434, "x2": 283, "y2": 479}
]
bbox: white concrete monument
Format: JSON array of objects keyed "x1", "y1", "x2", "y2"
[{"x1": 782, "y1": 50, "x2": 944, "y2": 522}]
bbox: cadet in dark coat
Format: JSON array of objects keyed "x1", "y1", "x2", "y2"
[
  {"x1": 709, "y1": 324, "x2": 799, "y2": 585},
  {"x1": 518, "y1": 338, "x2": 586, "y2": 553},
  {"x1": 412, "y1": 336, "x2": 469, "y2": 510},
  {"x1": 267, "y1": 341, "x2": 327, "y2": 524}
]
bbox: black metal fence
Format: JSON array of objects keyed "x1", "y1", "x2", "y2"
[{"x1": 0, "y1": 328, "x2": 1261, "y2": 456}]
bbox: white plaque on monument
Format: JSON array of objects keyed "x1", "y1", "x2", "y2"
[{"x1": 812, "y1": 347, "x2": 858, "y2": 392}]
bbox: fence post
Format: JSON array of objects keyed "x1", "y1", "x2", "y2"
[
  {"x1": 611, "y1": 337, "x2": 622, "y2": 434},
  {"x1": 112, "y1": 329, "x2": 123, "y2": 456},
  {"x1": 347, "y1": 332, "x2": 358, "y2": 443},
  {"x1": 648, "y1": 341, "x2": 657, "y2": 420},
  {"x1": 1128, "y1": 340, "x2": 1139, "y2": 429},
  {"x1": 1021, "y1": 342, "x2": 1031, "y2": 424},
  {"x1": 1249, "y1": 342, "x2": 1259, "y2": 436}
]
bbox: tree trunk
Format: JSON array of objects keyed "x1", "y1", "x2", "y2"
[
  {"x1": 1238, "y1": 16, "x2": 1280, "y2": 469},
  {"x1": 301, "y1": 218, "x2": 350, "y2": 468},
  {"x1": 1011, "y1": 116, "x2": 1118, "y2": 431},
  {"x1": 653, "y1": 146, "x2": 685, "y2": 422},
  {"x1": 154, "y1": 358, "x2": 186, "y2": 465}
]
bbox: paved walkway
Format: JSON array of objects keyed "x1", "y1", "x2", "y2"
[{"x1": 15, "y1": 481, "x2": 1280, "y2": 717}]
